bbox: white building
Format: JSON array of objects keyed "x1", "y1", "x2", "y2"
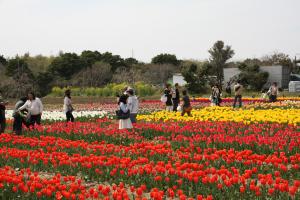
[{"x1": 224, "y1": 65, "x2": 290, "y2": 88}]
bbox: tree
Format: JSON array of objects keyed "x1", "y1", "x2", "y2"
[
  {"x1": 237, "y1": 63, "x2": 269, "y2": 90},
  {"x1": 181, "y1": 61, "x2": 210, "y2": 93},
  {"x1": 49, "y1": 53, "x2": 84, "y2": 80},
  {"x1": 208, "y1": 41, "x2": 235, "y2": 86},
  {"x1": 0, "y1": 55, "x2": 7, "y2": 66},
  {"x1": 5, "y1": 57, "x2": 34, "y2": 80},
  {"x1": 101, "y1": 52, "x2": 126, "y2": 72},
  {"x1": 35, "y1": 72, "x2": 54, "y2": 97},
  {"x1": 141, "y1": 64, "x2": 177, "y2": 85},
  {"x1": 73, "y1": 62, "x2": 113, "y2": 87},
  {"x1": 261, "y1": 52, "x2": 293, "y2": 72},
  {"x1": 80, "y1": 50, "x2": 102, "y2": 68},
  {"x1": 24, "y1": 54, "x2": 54, "y2": 75},
  {"x1": 125, "y1": 57, "x2": 139, "y2": 66},
  {"x1": 151, "y1": 53, "x2": 180, "y2": 66}
]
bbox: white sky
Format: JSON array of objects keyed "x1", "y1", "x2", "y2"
[{"x1": 0, "y1": 0, "x2": 299, "y2": 62}]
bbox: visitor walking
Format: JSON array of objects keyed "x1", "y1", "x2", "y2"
[
  {"x1": 181, "y1": 90, "x2": 192, "y2": 117},
  {"x1": 233, "y1": 81, "x2": 243, "y2": 108},
  {"x1": 127, "y1": 89, "x2": 139, "y2": 123},
  {"x1": 118, "y1": 94, "x2": 133, "y2": 130},
  {"x1": 211, "y1": 85, "x2": 221, "y2": 106},
  {"x1": 18, "y1": 92, "x2": 43, "y2": 127},
  {"x1": 0, "y1": 95, "x2": 8, "y2": 133},
  {"x1": 13, "y1": 97, "x2": 28, "y2": 135},
  {"x1": 268, "y1": 82, "x2": 279, "y2": 103},
  {"x1": 164, "y1": 84, "x2": 173, "y2": 112},
  {"x1": 172, "y1": 83, "x2": 180, "y2": 111},
  {"x1": 64, "y1": 89, "x2": 74, "y2": 122}
]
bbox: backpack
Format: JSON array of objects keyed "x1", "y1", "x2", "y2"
[{"x1": 116, "y1": 109, "x2": 130, "y2": 120}]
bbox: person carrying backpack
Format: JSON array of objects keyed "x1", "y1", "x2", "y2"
[
  {"x1": 117, "y1": 94, "x2": 133, "y2": 130},
  {"x1": 13, "y1": 97, "x2": 28, "y2": 135}
]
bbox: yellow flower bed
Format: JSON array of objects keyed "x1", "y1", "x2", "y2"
[
  {"x1": 244, "y1": 101, "x2": 300, "y2": 109},
  {"x1": 137, "y1": 107, "x2": 300, "y2": 125}
]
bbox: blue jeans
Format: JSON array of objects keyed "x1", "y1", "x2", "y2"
[{"x1": 233, "y1": 95, "x2": 242, "y2": 108}]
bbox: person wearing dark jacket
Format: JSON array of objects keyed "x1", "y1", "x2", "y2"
[
  {"x1": 13, "y1": 97, "x2": 28, "y2": 135},
  {"x1": 172, "y1": 83, "x2": 180, "y2": 111},
  {"x1": 181, "y1": 90, "x2": 192, "y2": 117},
  {"x1": 164, "y1": 84, "x2": 173, "y2": 112},
  {"x1": 0, "y1": 95, "x2": 8, "y2": 134}
]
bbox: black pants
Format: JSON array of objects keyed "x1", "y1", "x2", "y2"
[
  {"x1": 13, "y1": 115, "x2": 23, "y2": 135},
  {"x1": 66, "y1": 111, "x2": 74, "y2": 122},
  {"x1": 172, "y1": 99, "x2": 179, "y2": 111},
  {"x1": 130, "y1": 113, "x2": 137, "y2": 123},
  {"x1": 28, "y1": 114, "x2": 41, "y2": 127},
  {"x1": 269, "y1": 95, "x2": 277, "y2": 103},
  {"x1": 0, "y1": 116, "x2": 5, "y2": 134},
  {"x1": 233, "y1": 95, "x2": 242, "y2": 108}
]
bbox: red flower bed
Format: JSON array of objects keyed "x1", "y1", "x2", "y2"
[{"x1": 0, "y1": 119, "x2": 299, "y2": 199}]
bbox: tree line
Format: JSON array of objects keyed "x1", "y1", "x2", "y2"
[{"x1": 0, "y1": 41, "x2": 297, "y2": 98}]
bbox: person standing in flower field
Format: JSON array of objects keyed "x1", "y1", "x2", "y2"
[
  {"x1": 0, "y1": 94, "x2": 8, "y2": 133},
  {"x1": 172, "y1": 83, "x2": 180, "y2": 112},
  {"x1": 164, "y1": 84, "x2": 173, "y2": 112},
  {"x1": 233, "y1": 81, "x2": 243, "y2": 108},
  {"x1": 64, "y1": 89, "x2": 74, "y2": 122},
  {"x1": 268, "y1": 82, "x2": 279, "y2": 103},
  {"x1": 211, "y1": 85, "x2": 222, "y2": 106},
  {"x1": 13, "y1": 97, "x2": 28, "y2": 135},
  {"x1": 126, "y1": 89, "x2": 139, "y2": 124},
  {"x1": 117, "y1": 94, "x2": 133, "y2": 129},
  {"x1": 18, "y1": 92, "x2": 43, "y2": 127},
  {"x1": 181, "y1": 90, "x2": 192, "y2": 117}
]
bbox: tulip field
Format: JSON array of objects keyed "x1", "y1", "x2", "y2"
[{"x1": 1, "y1": 97, "x2": 300, "y2": 199}]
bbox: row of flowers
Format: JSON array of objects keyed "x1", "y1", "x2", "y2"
[
  {"x1": 0, "y1": 131, "x2": 299, "y2": 199},
  {"x1": 137, "y1": 106, "x2": 300, "y2": 125},
  {"x1": 4, "y1": 110, "x2": 109, "y2": 121},
  {"x1": 17, "y1": 120, "x2": 299, "y2": 153}
]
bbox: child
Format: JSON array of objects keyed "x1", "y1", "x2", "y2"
[{"x1": 181, "y1": 90, "x2": 192, "y2": 117}]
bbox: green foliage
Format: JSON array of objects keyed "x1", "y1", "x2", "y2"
[
  {"x1": 35, "y1": 72, "x2": 54, "y2": 97},
  {"x1": 50, "y1": 82, "x2": 156, "y2": 97},
  {"x1": 49, "y1": 53, "x2": 84, "y2": 80},
  {"x1": 151, "y1": 53, "x2": 180, "y2": 66},
  {"x1": 101, "y1": 52, "x2": 126, "y2": 71},
  {"x1": 5, "y1": 57, "x2": 34, "y2": 80},
  {"x1": 125, "y1": 57, "x2": 139, "y2": 66},
  {"x1": 181, "y1": 61, "x2": 210, "y2": 93},
  {"x1": 237, "y1": 63, "x2": 269, "y2": 90},
  {"x1": 80, "y1": 50, "x2": 102, "y2": 68},
  {"x1": 208, "y1": 41, "x2": 235, "y2": 86},
  {"x1": 0, "y1": 55, "x2": 7, "y2": 66},
  {"x1": 25, "y1": 54, "x2": 54, "y2": 75}
]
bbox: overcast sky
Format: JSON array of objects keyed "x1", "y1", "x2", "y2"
[{"x1": 0, "y1": 0, "x2": 299, "y2": 62}]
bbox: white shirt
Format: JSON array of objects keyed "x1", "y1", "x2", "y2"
[
  {"x1": 127, "y1": 95, "x2": 139, "y2": 114},
  {"x1": 63, "y1": 97, "x2": 72, "y2": 113},
  {"x1": 18, "y1": 98, "x2": 43, "y2": 115}
]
